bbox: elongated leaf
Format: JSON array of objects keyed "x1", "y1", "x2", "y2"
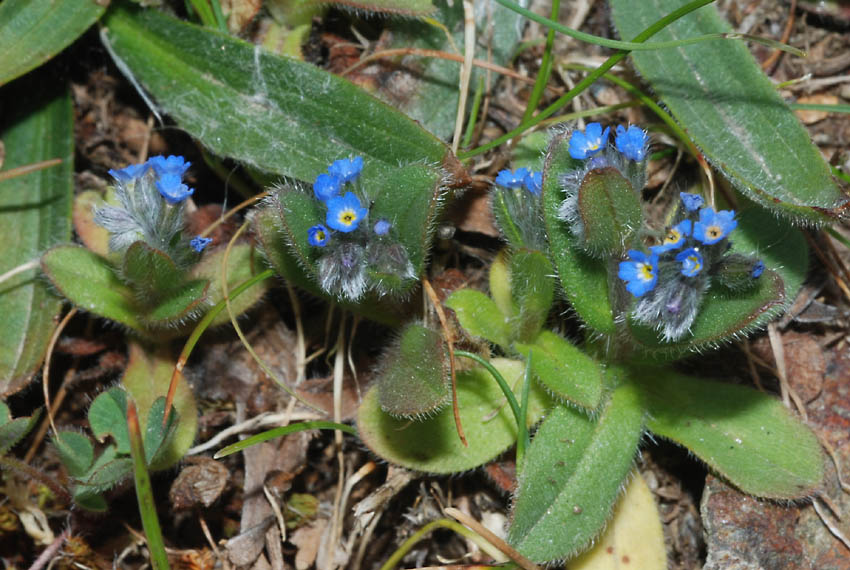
[
  {"x1": 101, "y1": 3, "x2": 449, "y2": 179},
  {"x1": 633, "y1": 368, "x2": 823, "y2": 499},
  {"x1": 568, "y1": 472, "x2": 667, "y2": 570},
  {"x1": 445, "y1": 289, "x2": 511, "y2": 347},
  {"x1": 0, "y1": 78, "x2": 73, "y2": 395},
  {"x1": 509, "y1": 250, "x2": 555, "y2": 343},
  {"x1": 0, "y1": 409, "x2": 41, "y2": 455},
  {"x1": 376, "y1": 323, "x2": 450, "y2": 418},
  {"x1": 41, "y1": 245, "x2": 143, "y2": 330},
  {"x1": 0, "y1": 0, "x2": 105, "y2": 86},
  {"x1": 628, "y1": 205, "x2": 807, "y2": 355},
  {"x1": 609, "y1": 0, "x2": 848, "y2": 224},
  {"x1": 515, "y1": 330, "x2": 603, "y2": 411},
  {"x1": 358, "y1": 358, "x2": 553, "y2": 474},
  {"x1": 508, "y1": 384, "x2": 644, "y2": 562},
  {"x1": 329, "y1": 0, "x2": 435, "y2": 16},
  {"x1": 542, "y1": 130, "x2": 615, "y2": 335},
  {"x1": 374, "y1": 0, "x2": 523, "y2": 139},
  {"x1": 122, "y1": 342, "x2": 197, "y2": 471}
]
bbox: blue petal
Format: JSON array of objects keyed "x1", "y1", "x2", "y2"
[{"x1": 314, "y1": 173, "x2": 341, "y2": 202}]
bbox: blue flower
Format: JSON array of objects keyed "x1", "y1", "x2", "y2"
[
  {"x1": 680, "y1": 192, "x2": 704, "y2": 212},
  {"x1": 651, "y1": 220, "x2": 692, "y2": 254},
  {"x1": 308, "y1": 224, "x2": 331, "y2": 247},
  {"x1": 108, "y1": 162, "x2": 149, "y2": 182},
  {"x1": 328, "y1": 157, "x2": 364, "y2": 183},
  {"x1": 326, "y1": 192, "x2": 368, "y2": 233},
  {"x1": 568, "y1": 123, "x2": 610, "y2": 159},
  {"x1": 495, "y1": 168, "x2": 530, "y2": 188},
  {"x1": 314, "y1": 173, "x2": 341, "y2": 202},
  {"x1": 693, "y1": 207, "x2": 737, "y2": 245},
  {"x1": 618, "y1": 249, "x2": 659, "y2": 298},
  {"x1": 523, "y1": 171, "x2": 542, "y2": 195},
  {"x1": 190, "y1": 236, "x2": 213, "y2": 252},
  {"x1": 155, "y1": 173, "x2": 194, "y2": 204},
  {"x1": 149, "y1": 155, "x2": 191, "y2": 178},
  {"x1": 752, "y1": 260, "x2": 765, "y2": 278},
  {"x1": 373, "y1": 219, "x2": 392, "y2": 236},
  {"x1": 675, "y1": 248, "x2": 704, "y2": 277},
  {"x1": 615, "y1": 125, "x2": 649, "y2": 161}
]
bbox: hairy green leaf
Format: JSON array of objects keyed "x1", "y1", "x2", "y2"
[
  {"x1": 515, "y1": 330, "x2": 603, "y2": 411},
  {"x1": 634, "y1": 368, "x2": 823, "y2": 498},
  {"x1": 376, "y1": 323, "x2": 450, "y2": 418},
  {"x1": 53, "y1": 431, "x2": 95, "y2": 479},
  {"x1": 0, "y1": 409, "x2": 41, "y2": 456},
  {"x1": 0, "y1": 79, "x2": 73, "y2": 395},
  {"x1": 101, "y1": 3, "x2": 449, "y2": 180},
  {"x1": 445, "y1": 289, "x2": 511, "y2": 347},
  {"x1": 610, "y1": 0, "x2": 847, "y2": 224},
  {"x1": 41, "y1": 245, "x2": 142, "y2": 330},
  {"x1": 327, "y1": 0, "x2": 435, "y2": 16},
  {"x1": 509, "y1": 250, "x2": 555, "y2": 343},
  {"x1": 359, "y1": 358, "x2": 553, "y2": 473},
  {"x1": 542, "y1": 129, "x2": 615, "y2": 335},
  {"x1": 88, "y1": 387, "x2": 130, "y2": 454},
  {"x1": 0, "y1": 0, "x2": 104, "y2": 86},
  {"x1": 508, "y1": 384, "x2": 644, "y2": 562}
]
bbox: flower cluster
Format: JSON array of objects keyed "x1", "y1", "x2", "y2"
[
  {"x1": 491, "y1": 167, "x2": 547, "y2": 250},
  {"x1": 94, "y1": 155, "x2": 202, "y2": 263},
  {"x1": 618, "y1": 192, "x2": 763, "y2": 341},
  {"x1": 304, "y1": 157, "x2": 415, "y2": 300}
]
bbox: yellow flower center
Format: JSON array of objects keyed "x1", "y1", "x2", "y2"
[
  {"x1": 339, "y1": 210, "x2": 357, "y2": 226},
  {"x1": 707, "y1": 225, "x2": 722, "y2": 239},
  {"x1": 664, "y1": 229, "x2": 681, "y2": 245},
  {"x1": 638, "y1": 264, "x2": 654, "y2": 282}
]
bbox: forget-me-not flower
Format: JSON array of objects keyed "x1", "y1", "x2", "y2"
[
  {"x1": 615, "y1": 125, "x2": 649, "y2": 161},
  {"x1": 314, "y1": 173, "x2": 341, "y2": 202},
  {"x1": 190, "y1": 236, "x2": 213, "y2": 253},
  {"x1": 680, "y1": 192, "x2": 704, "y2": 212},
  {"x1": 693, "y1": 207, "x2": 737, "y2": 245},
  {"x1": 149, "y1": 155, "x2": 191, "y2": 178},
  {"x1": 524, "y1": 171, "x2": 542, "y2": 195},
  {"x1": 373, "y1": 219, "x2": 391, "y2": 236},
  {"x1": 326, "y1": 192, "x2": 368, "y2": 233},
  {"x1": 109, "y1": 163, "x2": 149, "y2": 183},
  {"x1": 752, "y1": 260, "x2": 765, "y2": 279},
  {"x1": 495, "y1": 168, "x2": 530, "y2": 188},
  {"x1": 676, "y1": 248, "x2": 704, "y2": 277},
  {"x1": 568, "y1": 123, "x2": 610, "y2": 159},
  {"x1": 618, "y1": 249, "x2": 659, "y2": 297},
  {"x1": 156, "y1": 173, "x2": 194, "y2": 204},
  {"x1": 308, "y1": 224, "x2": 331, "y2": 247},
  {"x1": 651, "y1": 220, "x2": 692, "y2": 254},
  {"x1": 328, "y1": 157, "x2": 364, "y2": 183}
]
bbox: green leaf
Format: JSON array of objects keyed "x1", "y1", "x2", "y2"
[
  {"x1": 376, "y1": 323, "x2": 450, "y2": 419},
  {"x1": 329, "y1": 0, "x2": 435, "y2": 16},
  {"x1": 0, "y1": 409, "x2": 41, "y2": 456},
  {"x1": 101, "y1": 3, "x2": 449, "y2": 180},
  {"x1": 515, "y1": 330, "x2": 604, "y2": 411},
  {"x1": 0, "y1": 0, "x2": 105, "y2": 86},
  {"x1": 0, "y1": 78, "x2": 73, "y2": 396},
  {"x1": 573, "y1": 167, "x2": 642, "y2": 258},
  {"x1": 0, "y1": 402, "x2": 9, "y2": 426},
  {"x1": 122, "y1": 342, "x2": 198, "y2": 471},
  {"x1": 627, "y1": 205, "x2": 807, "y2": 355},
  {"x1": 79, "y1": 456, "x2": 133, "y2": 493},
  {"x1": 609, "y1": 0, "x2": 848, "y2": 224},
  {"x1": 53, "y1": 431, "x2": 95, "y2": 479},
  {"x1": 71, "y1": 487, "x2": 108, "y2": 512},
  {"x1": 145, "y1": 279, "x2": 210, "y2": 325},
  {"x1": 88, "y1": 387, "x2": 130, "y2": 454},
  {"x1": 376, "y1": 0, "x2": 523, "y2": 139},
  {"x1": 358, "y1": 358, "x2": 554, "y2": 474},
  {"x1": 41, "y1": 245, "x2": 143, "y2": 331},
  {"x1": 542, "y1": 130, "x2": 615, "y2": 335},
  {"x1": 190, "y1": 242, "x2": 272, "y2": 328},
  {"x1": 122, "y1": 242, "x2": 186, "y2": 301},
  {"x1": 633, "y1": 368, "x2": 823, "y2": 499},
  {"x1": 445, "y1": 289, "x2": 511, "y2": 347},
  {"x1": 509, "y1": 250, "x2": 555, "y2": 343},
  {"x1": 215, "y1": 420, "x2": 357, "y2": 458},
  {"x1": 143, "y1": 397, "x2": 179, "y2": 468},
  {"x1": 508, "y1": 384, "x2": 644, "y2": 562}
]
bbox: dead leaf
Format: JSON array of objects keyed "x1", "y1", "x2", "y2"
[
  {"x1": 169, "y1": 457, "x2": 230, "y2": 510},
  {"x1": 290, "y1": 519, "x2": 328, "y2": 570}
]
